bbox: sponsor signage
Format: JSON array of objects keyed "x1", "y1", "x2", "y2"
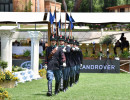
[
  {"x1": 80, "y1": 60, "x2": 120, "y2": 73},
  {"x1": 12, "y1": 60, "x2": 43, "y2": 69}
]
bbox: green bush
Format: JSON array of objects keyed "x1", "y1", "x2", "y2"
[
  {"x1": 23, "y1": 50, "x2": 30, "y2": 57},
  {"x1": 42, "y1": 51, "x2": 46, "y2": 57},
  {"x1": 106, "y1": 24, "x2": 111, "y2": 28},
  {"x1": 121, "y1": 50, "x2": 130, "y2": 58},
  {"x1": 12, "y1": 65, "x2": 23, "y2": 72},
  {"x1": 100, "y1": 35, "x2": 116, "y2": 46},
  {"x1": 0, "y1": 61, "x2": 8, "y2": 72},
  {"x1": 83, "y1": 52, "x2": 88, "y2": 57}
]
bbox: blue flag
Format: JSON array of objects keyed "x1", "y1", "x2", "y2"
[
  {"x1": 49, "y1": 12, "x2": 55, "y2": 24},
  {"x1": 66, "y1": 13, "x2": 70, "y2": 21},
  {"x1": 70, "y1": 15, "x2": 75, "y2": 22},
  {"x1": 66, "y1": 13, "x2": 74, "y2": 30},
  {"x1": 70, "y1": 21, "x2": 74, "y2": 30},
  {"x1": 49, "y1": 12, "x2": 53, "y2": 24},
  {"x1": 58, "y1": 19, "x2": 61, "y2": 29},
  {"x1": 69, "y1": 16, "x2": 74, "y2": 30}
]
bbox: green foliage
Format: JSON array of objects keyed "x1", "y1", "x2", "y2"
[
  {"x1": 106, "y1": 24, "x2": 111, "y2": 28},
  {"x1": 83, "y1": 52, "x2": 88, "y2": 57},
  {"x1": 42, "y1": 51, "x2": 46, "y2": 57},
  {"x1": 57, "y1": 0, "x2": 74, "y2": 11},
  {"x1": 0, "y1": 70, "x2": 19, "y2": 81},
  {"x1": 24, "y1": 0, "x2": 32, "y2": 12},
  {"x1": 0, "y1": 61, "x2": 8, "y2": 71},
  {"x1": 23, "y1": 50, "x2": 30, "y2": 57},
  {"x1": 12, "y1": 65, "x2": 23, "y2": 72},
  {"x1": 121, "y1": 50, "x2": 130, "y2": 58},
  {"x1": 100, "y1": 35, "x2": 116, "y2": 45},
  {"x1": 39, "y1": 59, "x2": 43, "y2": 65},
  {"x1": 0, "y1": 87, "x2": 10, "y2": 99},
  {"x1": 126, "y1": 24, "x2": 130, "y2": 29}
]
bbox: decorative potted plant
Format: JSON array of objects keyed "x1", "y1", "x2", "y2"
[
  {"x1": 39, "y1": 68, "x2": 47, "y2": 79},
  {"x1": 0, "y1": 70, "x2": 19, "y2": 88},
  {"x1": 0, "y1": 87, "x2": 10, "y2": 100}
]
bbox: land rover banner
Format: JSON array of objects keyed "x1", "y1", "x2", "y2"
[{"x1": 80, "y1": 60, "x2": 120, "y2": 73}]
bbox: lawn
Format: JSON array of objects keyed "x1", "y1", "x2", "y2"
[{"x1": 6, "y1": 73, "x2": 130, "y2": 100}]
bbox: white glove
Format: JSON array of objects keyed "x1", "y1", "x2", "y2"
[
  {"x1": 67, "y1": 45, "x2": 71, "y2": 47},
  {"x1": 75, "y1": 47, "x2": 79, "y2": 51},
  {"x1": 63, "y1": 63, "x2": 66, "y2": 67},
  {"x1": 80, "y1": 64, "x2": 82, "y2": 68},
  {"x1": 56, "y1": 46, "x2": 58, "y2": 50},
  {"x1": 44, "y1": 64, "x2": 47, "y2": 70},
  {"x1": 63, "y1": 47, "x2": 66, "y2": 52},
  {"x1": 72, "y1": 47, "x2": 76, "y2": 51}
]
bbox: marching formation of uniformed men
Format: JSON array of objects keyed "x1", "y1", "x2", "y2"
[{"x1": 45, "y1": 34, "x2": 83, "y2": 96}]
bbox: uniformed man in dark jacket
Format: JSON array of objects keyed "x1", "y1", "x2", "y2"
[
  {"x1": 64, "y1": 37, "x2": 72, "y2": 91},
  {"x1": 45, "y1": 34, "x2": 66, "y2": 96},
  {"x1": 75, "y1": 41, "x2": 83, "y2": 83},
  {"x1": 73, "y1": 40, "x2": 78, "y2": 83},
  {"x1": 67, "y1": 38, "x2": 76, "y2": 87},
  {"x1": 58, "y1": 35, "x2": 67, "y2": 92}
]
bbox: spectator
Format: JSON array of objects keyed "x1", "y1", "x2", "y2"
[
  {"x1": 114, "y1": 40, "x2": 121, "y2": 55},
  {"x1": 120, "y1": 33, "x2": 125, "y2": 43},
  {"x1": 13, "y1": 40, "x2": 20, "y2": 46},
  {"x1": 121, "y1": 37, "x2": 129, "y2": 51}
]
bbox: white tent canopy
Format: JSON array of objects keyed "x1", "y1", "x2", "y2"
[{"x1": 0, "y1": 12, "x2": 130, "y2": 24}]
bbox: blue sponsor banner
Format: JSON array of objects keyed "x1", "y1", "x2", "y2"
[
  {"x1": 12, "y1": 60, "x2": 43, "y2": 70},
  {"x1": 81, "y1": 60, "x2": 120, "y2": 73},
  {"x1": 13, "y1": 59, "x2": 120, "y2": 73}
]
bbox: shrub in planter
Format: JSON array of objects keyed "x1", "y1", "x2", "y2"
[
  {"x1": 23, "y1": 50, "x2": 30, "y2": 57},
  {"x1": 0, "y1": 70, "x2": 19, "y2": 82},
  {"x1": 121, "y1": 48, "x2": 130, "y2": 58},
  {"x1": 0, "y1": 70, "x2": 19, "y2": 88},
  {"x1": 100, "y1": 35, "x2": 116, "y2": 46}
]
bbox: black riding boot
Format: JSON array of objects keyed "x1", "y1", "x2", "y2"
[
  {"x1": 70, "y1": 77, "x2": 73, "y2": 87},
  {"x1": 75, "y1": 74, "x2": 77, "y2": 83},
  {"x1": 77, "y1": 74, "x2": 79, "y2": 82},
  {"x1": 72, "y1": 75, "x2": 75, "y2": 84},
  {"x1": 66, "y1": 79, "x2": 69, "y2": 90},
  {"x1": 63, "y1": 80, "x2": 66, "y2": 92},
  {"x1": 55, "y1": 82, "x2": 60, "y2": 95},
  {"x1": 47, "y1": 82, "x2": 52, "y2": 96}
]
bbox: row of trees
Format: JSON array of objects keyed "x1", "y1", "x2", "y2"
[{"x1": 57, "y1": 0, "x2": 130, "y2": 12}]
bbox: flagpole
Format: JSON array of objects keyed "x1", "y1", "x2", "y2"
[
  {"x1": 69, "y1": 10, "x2": 71, "y2": 39},
  {"x1": 50, "y1": 5, "x2": 53, "y2": 34},
  {"x1": 65, "y1": 12, "x2": 66, "y2": 35},
  {"x1": 71, "y1": 29, "x2": 72, "y2": 39},
  {"x1": 60, "y1": 12, "x2": 62, "y2": 35},
  {"x1": 55, "y1": 2, "x2": 57, "y2": 36}
]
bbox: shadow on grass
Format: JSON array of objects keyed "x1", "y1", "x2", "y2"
[
  {"x1": 34, "y1": 93, "x2": 46, "y2": 96},
  {"x1": 33, "y1": 93, "x2": 56, "y2": 97}
]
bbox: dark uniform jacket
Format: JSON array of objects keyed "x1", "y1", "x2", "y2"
[
  {"x1": 45, "y1": 46, "x2": 66, "y2": 70},
  {"x1": 79, "y1": 49, "x2": 83, "y2": 65},
  {"x1": 73, "y1": 48, "x2": 83, "y2": 65},
  {"x1": 64, "y1": 46, "x2": 71, "y2": 67},
  {"x1": 69, "y1": 48, "x2": 76, "y2": 67}
]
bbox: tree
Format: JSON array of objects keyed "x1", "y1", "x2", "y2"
[
  {"x1": 73, "y1": 0, "x2": 83, "y2": 12},
  {"x1": 62, "y1": 0, "x2": 67, "y2": 11}
]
